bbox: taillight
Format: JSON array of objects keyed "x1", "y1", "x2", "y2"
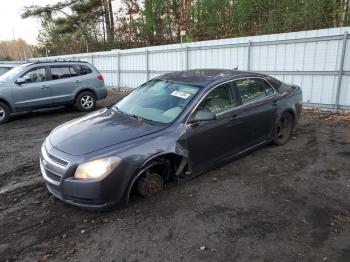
[{"x1": 97, "y1": 74, "x2": 104, "y2": 81}]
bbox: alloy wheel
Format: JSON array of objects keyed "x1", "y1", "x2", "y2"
[
  {"x1": 0, "y1": 106, "x2": 5, "y2": 121},
  {"x1": 81, "y1": 95, "x2": 94, "y2": 109}
]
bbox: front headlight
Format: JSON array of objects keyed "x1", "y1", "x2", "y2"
[{"x1": 74, "y1": 157, "x2": 121, "y2": 180}]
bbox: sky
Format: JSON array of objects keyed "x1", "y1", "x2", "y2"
[
  {"x1": 0, "y1": 0, "x2": 55, "y2": 44},
  {"x1": 0, "y1": 0, "x2": 121, "y2": 45}
]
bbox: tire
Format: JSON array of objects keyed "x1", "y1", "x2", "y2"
[
  {"x1": 75, "y1": 91, "x2": 96, "y2": 112},
  {"x1": 272, "y1": 112, "x2": 294, "y2": 146},
  {"x1": 136, "y1": 170, "x2": 165, "y2": 197},
  {"x1": 0, "y1": 102, "x2": 10, "y2": 124}
]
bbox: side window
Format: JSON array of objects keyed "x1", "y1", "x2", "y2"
[
  {"x1": 69, "y1": 67, "x2": 79, "y2": 77},
  {"x1": 50, "y1": 66, "x2": 76, "y2": 80},
  {"x1": 196, "y1": 83, "x2": 236, "y2": 114},
  {"x1": 235, "y1": 78, "x2": 274, "y2": 105},
  {"x1": 75, "y1": 65, "x2": 93, "y2": 75},
  {"x1": 20, "y1": 68, "x2": 46, "y2": 83}
]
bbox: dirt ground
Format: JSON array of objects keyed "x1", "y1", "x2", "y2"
[{"x1": 0, "y1": 91, "x2": 350, "y2": 262}]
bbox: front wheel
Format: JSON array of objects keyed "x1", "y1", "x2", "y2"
[
  {"x1": 75, "y1": 91, "x2": 96, "y2": 112},
  {"x1": 137, "y1": 170, "x2": 165, "y2": 197},
  {"x1": 272, "y1": 112, "x2": 294, "y2": 146},
  {"x1": 0, "y1": 102, "x2": 10, "y2": 124}
]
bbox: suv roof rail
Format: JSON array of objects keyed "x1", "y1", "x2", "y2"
[{"x1": 30, "y1": 59, "x2": 89, "y2": 64}]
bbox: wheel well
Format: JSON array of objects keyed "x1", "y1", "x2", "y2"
[
  {"x1": 146, "y1": 153, "x2": 185, "y2": 173},
  {"x1": 0, "y1": 98, "x2": 12, "y2": 113},
  {"x1": 282, "y1": 110, "x2": 295, "y2": 129},
  {"x1": 75, "y1": 89, "x2": 97, "y2": 102},
  {"x1": 126, "y1": 153, "x2": 186, "y2": 203}
]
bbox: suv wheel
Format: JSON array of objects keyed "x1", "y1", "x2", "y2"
[
  {"x1": 75, "y1": 91, "x2": 96, "y2": 112},
  {"x1": 0, "y1": 102, "x2": 10, "y2": 124}
]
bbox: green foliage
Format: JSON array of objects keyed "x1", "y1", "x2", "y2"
[
  {"x1": 0, "y1": 55, "x2": 13, "y2": 61},
  {"x1": 22, "y1": 0, "x2": 350, "y2": 55}
]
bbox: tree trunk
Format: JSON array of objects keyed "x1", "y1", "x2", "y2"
[
  {"x1": 342, "y1": 0, "x2": 350, "y2": 26},
  {"x1": 102, "y1": 0, "x2": 113, "y2": 45},
  {"x1": 108, "y1": 0, "x2": 114, "y2": 37}
]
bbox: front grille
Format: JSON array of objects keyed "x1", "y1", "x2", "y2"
[
  {"x1": 47, "y1": 153, "x2": 69, "y2": 167},
  {"x1": 40, "y1": 145, "x2": 69, "y2": 186},
  {"x1": 45, "y1": 168, "x2": 62, "y2": 183}
]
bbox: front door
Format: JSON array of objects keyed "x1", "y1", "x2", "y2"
[
  {"x1": 12, "y1": 66, "x2": 52, "y2": 109},
  {"x1": 186, "y1": 81, "x2": 244, "y2": 173}
]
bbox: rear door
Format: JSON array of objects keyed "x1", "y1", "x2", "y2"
[
  {"x1": 233, "y1": 78, "x2": 278, "y2": 148},
  {"x1": 12, "y1": 66, "x2": 52, "y2": 109},
  {"x1": 73, "y1": 64, "x2": 101, "y2": 90},
  {"x1": 48, "y1": 65, "x2": 79, "y2": 104}
]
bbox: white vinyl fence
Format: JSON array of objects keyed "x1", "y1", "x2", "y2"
[{"x1": 33, "y1": 27, "x2": 350, "y2": 110}]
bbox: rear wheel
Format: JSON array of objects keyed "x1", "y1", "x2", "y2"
[
  {"x1": 75, "y1": 91, "x2": 96, "y2": 112},
  {"x1": 0, "y1": 102, "x2": 10, "y2": 124},
  {"x1": 273, "y1": 112, "x2": 293, "y2": 146}
]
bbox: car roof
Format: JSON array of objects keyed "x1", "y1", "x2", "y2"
[
  {"x1": 23, "y1": 60, "x2": 90, "y2": 67},
  {"x1": 159, "y1": 69, "x2": 270, "y2": 87}
]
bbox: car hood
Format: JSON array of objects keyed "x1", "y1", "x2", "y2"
[
  {"x1": 0, "y1": 81, "x2": 9, "y2": 85},
  {"x1": 49, "y1": 108, "x2": 167, "y2": 156}
]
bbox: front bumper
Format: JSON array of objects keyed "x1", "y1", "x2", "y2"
[{"x1": 40, "y1": 142, "x2": 129, "y2": 210}]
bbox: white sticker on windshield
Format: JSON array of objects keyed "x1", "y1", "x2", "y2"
[{"x1": 171, "y1": 91, "x2": 191, "y2": 99}]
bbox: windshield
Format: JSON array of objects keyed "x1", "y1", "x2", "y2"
[
  {"x1": 115, "y1": 79, "x2": 200, "y2": 124},
  {"x1": 0, "y1": 65, "x2": 26, "y2": 82}
]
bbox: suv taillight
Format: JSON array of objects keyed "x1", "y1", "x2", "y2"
[{"x1": 97, "y1": 74, "x2": 104, "y2": 81}]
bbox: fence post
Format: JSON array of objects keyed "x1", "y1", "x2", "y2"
[
  {"x1": 117, "y1": 53, "x2": 121, "y2": 88},
  {"x1": 145, "y1": 50, "x2": 150, "y2": 81},
  {"x1": 247, "y1": 40, "x2": 252, "y2": 71},
  {"x1": 91, "y1": 54, "x2": 94, "y2": 65},
  {"x1": 335, "y1": 31, "x2": 348, "y2": 111},
  {"x1": 186, "y1": 46, "x2": 190, "y2": 70}
]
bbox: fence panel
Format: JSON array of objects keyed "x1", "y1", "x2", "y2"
[{"x1": 32, "y1": 27, "x2": 350, "y2": 110}]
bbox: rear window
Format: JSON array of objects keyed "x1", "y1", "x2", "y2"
[
  {"x1": 50, "y1": 66, "x2": 77, "y2": 80},
  {"x1": 265, "y1": 76, "x2": 281, "y2": 89},
  {"x1": 235, "y1": 78, "x2": 274, "y2": 104},
  {"x1": 75, "y1": 65, "x2": 93, "y2": 75}
]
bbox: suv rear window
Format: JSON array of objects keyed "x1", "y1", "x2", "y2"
[
  {"x1": 75, "y1": 65, "x2": 93, "y2": 75},
  {"x1": 50, "y1": 66, "x2": 77, "y2": 80}
]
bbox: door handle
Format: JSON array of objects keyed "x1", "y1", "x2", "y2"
[
  {"x1": 41, "y1": 85, "x2": 48, "y2": 89},
  {"x1": 227, "y1": 114, "x2": 242, "y2": 126},
  {"x1": 272, "y1": 100, "x2": 279, "y2": 105},
  {"x1": 75, "y1": 80, "x2": 81, "y2": 83}
]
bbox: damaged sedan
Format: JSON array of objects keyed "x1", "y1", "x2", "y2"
[{"x1": 40, "y1": 69, "x2": 303, "y2": 210}]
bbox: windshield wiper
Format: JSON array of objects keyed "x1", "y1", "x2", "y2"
[
  {"x1": 114, "y1": 106, "x2": 128, "y2": 116},
  {"x1": 140, "y1": 117, "x2": 155, "y2": 125},
  {"x1": 130, "y1": 114, "x2": 155, "y2": 125},
  {"x1": 114, "y1": 106, "x2": 154, "y2": 125}
]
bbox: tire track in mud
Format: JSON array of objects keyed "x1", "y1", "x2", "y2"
[
  {"x1": 1, "y1": 104, "x2": 350, "y2": 261},
  {"x1": 0, "y1": 92, "x2": 127, "y2": 261}
]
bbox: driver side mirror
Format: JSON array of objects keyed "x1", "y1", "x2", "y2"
[
  {"x1": 188, "y1": 110, "x2": 216, "y2": 124},
  {"x1": 16, "y1": 77, "x2": 27, "y2": 85}
]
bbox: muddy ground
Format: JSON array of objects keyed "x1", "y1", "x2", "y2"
[{"x1": 0, "y1": 91, "x2": 350, "y2": 262}]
